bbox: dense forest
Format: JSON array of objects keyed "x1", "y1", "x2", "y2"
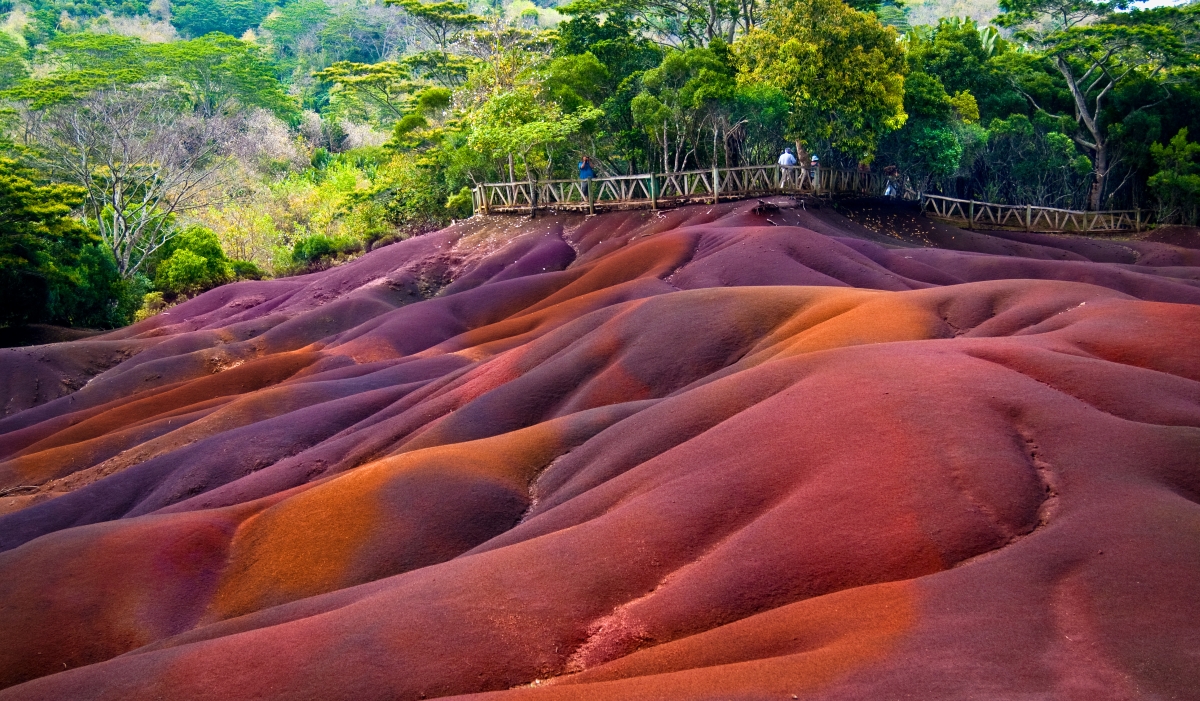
[{"x1": 0, "y1": 0, "x2": 1197, "y2": 330}]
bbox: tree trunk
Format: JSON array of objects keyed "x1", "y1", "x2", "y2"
[{"x1": 1088, "y1": 140, "x2": 1107, "y2": 211}]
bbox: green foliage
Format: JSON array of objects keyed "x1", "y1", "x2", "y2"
[
  {"x1": 153, "y1": 226, "x2": 231, "y2": 296},
  {"x1": 735, "y1": 0, "x2": 908, "y2": 161},
  {"x1": 291, "y1": 232, "x2": 362, "y2": 265},
  {"x1": 0, "y1": 156, "x2": 137, "y2": 328},
  {"x1": 386, "y1": 0, "x2": 483, "y2": 51},
  {"x1": 467, "y1": 87, "x2": 602, "y2": 180},
  {"x1": 905, "y1": 18, "x2": 1024, "y2": 123},
  {"x1": 6, "y1": 33, "x2": 296, "y2": 120},
  {"x1": 316, "y1": 60, "x2": 417, "y2": 124},
  {"x1": 0, "y1": 33, "x2": 28, "y2": 93},
  {"x1": 173, "y1": 0, "x2": 275, "y2": 38},
  {"x1": 1148, "y1": 128, "x2": 1200, "y2": 225}
]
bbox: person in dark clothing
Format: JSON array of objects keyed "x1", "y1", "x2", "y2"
[{"x1": 579, "y1": 156, "x2": 595, "y2": 197}]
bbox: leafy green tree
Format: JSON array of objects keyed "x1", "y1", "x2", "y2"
[
  {"x1": 554, "y1": 9, "x2": 662, "y2": 84},
  {"x1": 631, "y1": 43, "x2": 738, "y2": 171},
  {"x1": 975, "y1": 113, "x2": 1093, "y2": 206},
  {"x1": 734, "y1": 0, "x2": 907, "y2": 162},
  {"x1": 0, "y1": 33, "x2": 28, "y2": 93},
  {"x1": 315, "y1": 61, "x2": 418, "y2": 124},
  {"x1": 558, "y1": 0, "x2": 755, "y2": 48},
  {"x1": 467, "y1": 87, "x2": 602, "y2": 180},
  {"x1": 998, "y1": 0, "x2": 1200, "y2": 208},
  {"x1": 262, "y1": 0, "x2": 333, "y2": 62},
  {"x1": 877, "y1": 71, "x2": 969, "y2": 190},
  {"x1": 151, "y1": 34, "x2": 299, "y2": 121},
  {"x1": 905, "y1": 18, "x2": 1024, "y2": 123},
  {"x1": 173, "y1": 0, "x2": 275, "y2": 38},
  {"x1": 0, "y1": 156, "x2": 135, "y2": 328},
  {"x1": 1148, "y1": 128, "x2": 1200, "y2": 225},
  {"x1": 153, "y1": 226, "x2": 231, "y2": 296}
]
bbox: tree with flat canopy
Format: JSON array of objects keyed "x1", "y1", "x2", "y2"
[{"x1": 386, "y1": 0, "x2": 484, "y2": 54}]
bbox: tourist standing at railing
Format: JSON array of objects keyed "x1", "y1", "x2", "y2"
[
  {"x1": 778, "y1": 148, "x2": 797, "y2": 188},
  {"x1": 579, "y1": 156, "x2": 595, "y2": 197},
  {"x1": 810, "y1": 153, "x2": 820, "y2": 184},
  {"x1": 778, "y1": 147, "x2": 797, "y2": 167},
  {"x1": 883, "y1": 165, "x2": 900, "y2": 198}
]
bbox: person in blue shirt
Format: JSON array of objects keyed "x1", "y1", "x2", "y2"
[{"x1": 579, "y1": 156, "x2": 595, "y2": 197}]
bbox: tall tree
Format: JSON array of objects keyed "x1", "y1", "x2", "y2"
[
  {"x1": 734, "y1": 0, "x2": 907, "y2": 161},
  {"x1": 28, "y1": 87, "x2": 236, "y2": 277},
  {"x1": 998, "y1": 0, "x2": 1199, "y2": 208}
]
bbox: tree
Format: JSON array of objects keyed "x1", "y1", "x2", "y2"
[
  {"x1": 151, "y1": 34, "x2": 299, "y2": 121},
  {"x1": 467, "y1": 87, "x2": 601, "y2": 181},
  {"x1": 28, "y1": 87, "x2": 236, "y2": 277},
  {"x1": 631, "y1": 43, "x2": 739, "y2": 172},
  {"x1": 734, "y1": 0, "x2": 907, "y2": 162},
  {"x1": 558, "y1": 0, "x2": 756, "y2": 48},
  {"x1": 386, "y1": 0, "x2": 483, "y2": 53},
  {"x1": 998, "y1": 0, "x2": 1200, "y2": 209},
  {"x1": 0, "y1": 156, "x2": 136, "y2": 328},
  {"x1": 1148, "y1": 127, "x2": 1200, "y2": 225},
  {"x1": 153, "y1": 225, "x2": 231, "y2": 296},
  {"x1": 315, "y1": 61, "x2": 418, "y2": 124}
]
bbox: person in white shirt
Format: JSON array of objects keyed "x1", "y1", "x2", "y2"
[{"x1": 778, "y1": 147, "x2": 798, "y2": 167}]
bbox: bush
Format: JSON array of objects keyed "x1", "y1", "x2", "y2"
[
  {"x1": 229, "y1": 259, "x2": 266, "y2": 280},
  {"x1": 291, "y1": 233, "x2": 363, "y2": 266},
  {"x1": 1149, "y1": 128, "x2": 1200, "y2": 225},
  {"x1": 153, "y1": 226, "x2": 231, "y2": 297}
]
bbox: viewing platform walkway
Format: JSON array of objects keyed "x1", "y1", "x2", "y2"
[{"x1": 472, "y1": 164, "x2": 1150, "y2": 234}]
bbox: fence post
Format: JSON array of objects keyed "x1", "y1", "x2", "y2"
[
  {"x1": 712, "y1": 164, "x2": 720, "y2": 205},
  {"x1": 649, "y1": 172, "x2": 657, "y2": 210},
  {"x1": 1025, "y1": 204, "x2": 1031, "y2": 232},
  {"x1": 587, "y1": 178, "x2": 595, "y2": 216},
  {"x1": 1135, "y1": 208, "x2": 1141, "y2": 233},
  {"x1": 480, "y1": 185, "x2": 489, "y2": 215},
  {"x1": 968, "y1": 200, "x2": 975, "y2": 229},
  {"x1": 531, "y1": 180, "x2": 538, "y2": 220}
]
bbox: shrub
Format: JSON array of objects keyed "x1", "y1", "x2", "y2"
[
  {"x1": 1149, "y1": 128, "x2": 1200, "y2": 225},
  {"x1": 291, "y1": 233, "x2": 363, "y2": 266},
  {"x1": 153, "y1": 226, "x2": 231, "y2": 297},
  {"x1": 229, "y1": 259, "x2": 266, "y2": 280}
]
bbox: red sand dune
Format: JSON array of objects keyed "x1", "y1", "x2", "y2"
[{"x1": 1, "y1": 198, "x2": 1198, "y2": 700}]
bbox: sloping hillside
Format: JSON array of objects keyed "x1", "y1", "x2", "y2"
[{"x1": 1, "y1": 199, "x2": 1199, "y2": 700}]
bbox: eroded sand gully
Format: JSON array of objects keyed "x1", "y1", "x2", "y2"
[{"x1": 1, "y1": 199, "x2": 1198, "y2": 700}]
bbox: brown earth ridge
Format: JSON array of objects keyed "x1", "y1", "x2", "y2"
[{"x1": 0, "y1": 197, "x2": 1198, "y2": 700}]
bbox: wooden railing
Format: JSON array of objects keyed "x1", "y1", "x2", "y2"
[
  {"x1": 920, "y1": 193, "x2": 1149, "y2": 233},
  {"x1": 472, "y1": 166, "x2": 1150, "y2": 234},
  {"x1": 473, "y1": 164, "x2": 896, "y2": 215}
]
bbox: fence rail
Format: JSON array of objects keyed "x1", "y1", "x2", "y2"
[
  {"x1": 473, "y1": 165, "x2": 891, "y2": 215},
  {"x1": 920, "y1": 193, "x2": 1149, "y2": 233},
  {"x1": 472, "y1": 166, "x2": 1149, "y2": 234}
]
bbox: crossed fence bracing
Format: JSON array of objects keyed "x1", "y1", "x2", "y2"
[
  {"x1": 919, "y1": 194, "x2": 1149, "y2": 233},
  {"x1": 472, "y1": 164, "x2": 1149, "y2": 234},
  {"x1": 472, "y1": 164, "x2": 890, "y2": 215}
]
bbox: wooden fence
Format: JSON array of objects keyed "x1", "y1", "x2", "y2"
[
  {"x1": 920, "y1": 193, "x2": 1149, "y2": 233},
  {"x1": 472, "y1": 164, "x2": 893, "y2": 215},
  {"x1": 471, "y1": 166, "x2": 1149, "y2": 234}
]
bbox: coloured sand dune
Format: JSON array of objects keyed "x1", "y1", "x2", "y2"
[{"x1": 1, "y1": 198, "x2": 1198, "y2": 700}]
